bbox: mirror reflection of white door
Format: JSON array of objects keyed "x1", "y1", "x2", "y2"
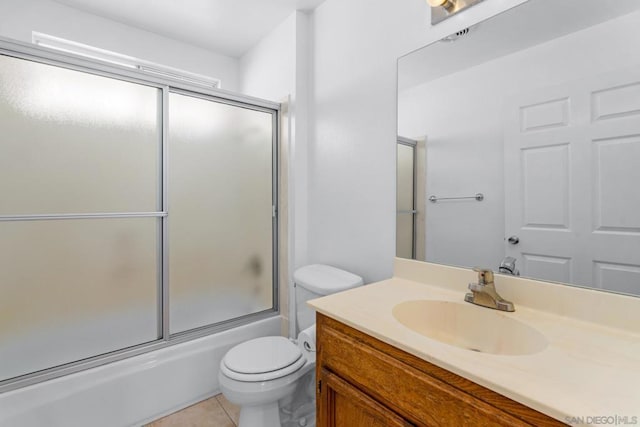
[{"x1": 504, "y1": 67, "x2": 640, "y2": 295}]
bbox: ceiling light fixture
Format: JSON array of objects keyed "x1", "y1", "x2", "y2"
[
  {"x1": 427, "y1": 0, "x2": 456, "y2": 12},
  {"x1": 428, "y1": 0, "x2": 486, "y2": 25}
]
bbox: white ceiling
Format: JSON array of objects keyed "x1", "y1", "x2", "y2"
[{"x1": 52, "y1": 0, "x2": 326, "y2": 57}]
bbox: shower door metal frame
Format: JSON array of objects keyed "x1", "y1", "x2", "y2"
[
  {"x1": 397, "y1": 136, "x2": 418, "y2": 259},
  {"x1": 0, "y1": 36, "x2": 280, "y2": 393},
  {"x1": 164, "y1": 87, "x2": 281, "y2": 340}
]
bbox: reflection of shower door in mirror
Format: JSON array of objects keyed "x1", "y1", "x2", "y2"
[
  {"x1": 504, "y1": 67, "x2": 640, "y2": 295},
  {"x1": 397, "y1": 138, "x2": 416, "y2": 259}
]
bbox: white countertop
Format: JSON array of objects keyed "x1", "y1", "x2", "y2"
[{"x1": 308, "y1": 258, "x2": 640, "y2": 425}]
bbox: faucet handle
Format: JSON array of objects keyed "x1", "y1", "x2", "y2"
[
  {"x1": 468, "y1": 282, "x2": 484, "y2": 292},
  {"x1": 472, "y1": 267, "x2": 494, "y2": 285}
]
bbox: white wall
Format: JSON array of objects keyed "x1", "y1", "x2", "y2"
[
  {"x1": 308, "y1": 0, "x2": 527, "y2": 282},
  {"x1": 0, "y1": 0, "x2": 240, "y2": 91},
  {"x1": 240, "y1": 12, "x2": 297, "y2": 101},
  {"x1": 398, "y1": 10, "x2": 640, "y2": 270}
]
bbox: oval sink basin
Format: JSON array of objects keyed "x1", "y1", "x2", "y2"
[{"x1": 392, "y1": 300, "x2": 547, "y2": 355}]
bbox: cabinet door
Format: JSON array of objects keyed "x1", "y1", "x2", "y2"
[{"x1": 318, "y1": 369, "x2": 413, "y2": 427}]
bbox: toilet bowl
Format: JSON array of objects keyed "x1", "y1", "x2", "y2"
[
  {"x1": 218, "y1": 265, "x2": 363, "y2": 427},
  {"x1": 219, "y1": 336, "x2": 315, "y2": 427}
]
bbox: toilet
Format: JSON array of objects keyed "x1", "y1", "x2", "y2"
[{"x1": 218, "y1": 264, "x2": 363, "y2": 427}]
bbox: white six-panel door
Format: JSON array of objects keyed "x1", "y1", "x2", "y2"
[{"x1": 504, "y1": 67, "x2": 640, "y2": 295}]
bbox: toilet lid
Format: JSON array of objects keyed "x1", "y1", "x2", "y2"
[{"x1": 223, "y1": 336, "x2": 303, "y2": 375}]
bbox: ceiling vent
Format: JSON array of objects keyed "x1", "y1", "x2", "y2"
[{"x1": 441, "y1": 27, "x2": 471, "y2": 42}]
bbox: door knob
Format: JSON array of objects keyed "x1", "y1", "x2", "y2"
[{"x1": 507, "y1": 235, "x2": 519, "y2": 245}]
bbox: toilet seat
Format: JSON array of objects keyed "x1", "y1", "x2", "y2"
[{"x1": 221, "y1": 336, "x2": 307, "y2": 382}]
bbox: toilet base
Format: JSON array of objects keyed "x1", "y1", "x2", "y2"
[{"x1": 238, "y1": 402, "x2": 281, "y2": 427}]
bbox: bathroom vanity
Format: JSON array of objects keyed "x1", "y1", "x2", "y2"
[
  {"x1": 309, "y1": 259, "x2": 640, "y2": 426},
  {"x1": 315, "y1": 313, "x2": 561, "y2": 426}
]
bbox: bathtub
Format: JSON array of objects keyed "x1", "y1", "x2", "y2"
[{"x1": 0, "y1": 315, "x2": 281, "y2": 427}]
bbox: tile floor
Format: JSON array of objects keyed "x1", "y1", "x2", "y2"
[{"x1": 145, "y1": 394, "x2": 240, "y2": 427}]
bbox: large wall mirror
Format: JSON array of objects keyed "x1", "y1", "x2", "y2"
[{"x1": 397, "y1": 0, "x2": 640, "y2": 296}]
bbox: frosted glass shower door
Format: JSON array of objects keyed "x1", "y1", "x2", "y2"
[
  {"x1": 0, "y1": 54, "x2": 161, "y2": 382},
  {"x1": 168, "y1": 92, "x2": 275, "y2": 334}
]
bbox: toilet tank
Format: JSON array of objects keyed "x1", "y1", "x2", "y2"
[{"x1": 293, "y1": 264, "x2": 364, "y2": 333}]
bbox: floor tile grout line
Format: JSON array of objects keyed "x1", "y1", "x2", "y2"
[{"x1": 215, "y1": 394, "x2": 238, "y2": 427}]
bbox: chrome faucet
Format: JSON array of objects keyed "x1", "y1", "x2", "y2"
[
  {"x1": 499, "y1": 256, "x2": 520, "y2": 276},
  {"x1": 464, "y1": 268, "x2": 515, "y2": 312}
]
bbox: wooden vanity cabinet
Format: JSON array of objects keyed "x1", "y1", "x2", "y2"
[{"x1": 316, "y1": 313, "x2": 566, "y2": 427}]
